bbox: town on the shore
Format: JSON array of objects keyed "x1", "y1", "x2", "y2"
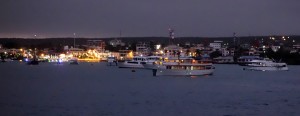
[{"x1": 1, "y1": 35, "x2": 300, "y2": 65}]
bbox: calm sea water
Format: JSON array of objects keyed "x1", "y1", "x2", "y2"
[{"x1": 0, "y1": 62, "x2": 300, "y2": 116}]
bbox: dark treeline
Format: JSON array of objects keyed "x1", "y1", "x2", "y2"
[{"x1": 1, "y1": 36, "x2": 300, "y2": 49}]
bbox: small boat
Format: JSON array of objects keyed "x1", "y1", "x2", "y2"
[
  {"x1": 243, "y1": 58, "x2": 288, "y2": 71},
  {"x1": 153, "y1": 57, "x2": 215, "y2": 76},
  {"x1": 27, "y1": 59, "x2": 39, "y2": 65},
  {"x1": 107, "y1": 56, "x2": 118, "y2": 66},
  {"x1": 69, "y1": 58, "x2": 79, "y2": 65},
  {"x1": 27, "y1": 48, "x2": 39, "y2": 65},
  {"x1": 118, "y1": 56, "x2": 147, "y2": 68},
  {"x1": 1, "y1": 59, "x2": 12, "y2": 62}
]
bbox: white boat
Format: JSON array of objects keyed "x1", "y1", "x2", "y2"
[
  {"x1": 107, "y1": 56, "x2": 118, "y2": 66},
  {"x1": 142, "y1": 56, "x2": 162, "y2": 69},
  {"x1": 237, "y1": 56, "x2": 262, "y2": 66},
  {"x1": 153, "y1": 57, "x2": 215, "y2": 76},
  {"x1": 244, "y1": 58, "x2": 288, "y2": 71},
  {"x1": 118, "y1": 56, "x2": 147, "y2": 68}
]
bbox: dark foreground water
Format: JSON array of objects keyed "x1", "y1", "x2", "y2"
[{"x1": 0, "y1": 62, "x2": 300, "y2": 116}]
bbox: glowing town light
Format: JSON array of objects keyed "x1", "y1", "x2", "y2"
[
  {"x1": 58, "y1": 59, "x2": 62, "y2": 63},
  {"x1": 156, "y1": 45, "x2": 161, "y2": 50},
  {"x1": 160, "y1": 50, "x2": 163, "y2": 54}
]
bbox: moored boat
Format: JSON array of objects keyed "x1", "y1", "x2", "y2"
[
  {"x1": 153, "y1": 57, "x2": 214, "y2": 76},
  {"x1": 142, "y1": 56, "x2": 162, "y2": 69},
  {"x1": 118, "y1": 56, "x2": 147, "y2": 68},
  {"x1": 237, "y1": 56, "x2": 262, "y2": 66},
  {"x1": 243, "y1": 58, "x2": 288, "y2": 71},
  {"x1": 69, "y1": 58, "x2": 79, "y2": 65}
]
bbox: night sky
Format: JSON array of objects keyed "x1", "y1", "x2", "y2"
[{"x1": 1, "y1": 0, "x2": 299, "y2": 38}]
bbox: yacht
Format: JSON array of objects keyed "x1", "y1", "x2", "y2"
[
  {"x1": 142, "y1": 56, "x2": 162, "y2": 69},
  {"x1": 243, "y1": 58, "x2": 288, "y2": 71},
  {"x1": 153, "y1": 57, "x2": 215, "y2": 76},
  {"x1": 118, "y1": 56, "x2": 147, "y2": 68},
  {"x1": 237, "y1": 56, "x2": 262, "y2": 66}
]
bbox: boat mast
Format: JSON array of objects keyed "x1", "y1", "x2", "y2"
[{"x1": 168, "y1": 28, "x2": 174, "y2": 45}]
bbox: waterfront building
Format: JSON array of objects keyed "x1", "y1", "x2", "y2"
[
  {"x1": 67, "y1": 47, "x2": 85, "y2": 57},
  {"x1": 109, "y1": 39, "x2": 125, "y2": 47},
  {"x1": 292, "y1": 44, "x2": 300, "y2": 49},
  {"x1": 221, "y1": 48, "x2": 230, "y2": 56},
  {"x1": 86, "y1": 40, "x2": 106, "y2": 53},
  {"x1": 163, "y1": 45, "x2": 185, "y2": 58},
  {"x1": 119, "y1": 50, "x2": 133, "y2": 61},
  {"x1": 194, "y1": 44, "x2": 205, "y2": 50},
  {"x1": 271, "y1": 45, "x2": 281, "y2": 52},
  {"x1": 136, "y1": 42, "x2": 151, "y2": 56},
  {"x1": 240, "y1": 44, "x2": 251, "y2": 49},
  {"x1": 290, "y1": 44, "x2": 300, "y2": 53},
  {"x1": 213, "y1": 56, "x2": 235, "y2": 64},
  {"x1": 209, "y1": 41, "x2": 223, "y2": 51}
]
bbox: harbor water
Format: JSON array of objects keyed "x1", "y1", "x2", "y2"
[{"x1": 1, "y1": 62, "x2": 300, "y2": 116}]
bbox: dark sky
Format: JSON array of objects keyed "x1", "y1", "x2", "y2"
[{"x1": 1, "y1": 0, "x2": 300, "y2": 38}]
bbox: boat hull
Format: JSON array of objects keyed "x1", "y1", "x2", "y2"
[
  {"x1": 142, "y1": 63, "x2": 157, "y2": 69},
  {"x1": 118, "y1": 62, "x2": 144, "y2": 68},
  {"x1": 244, "y1": 66, "x2": 288, "y2": 71},
  {"x1": 156, "y1": 69, "x2": 214, "y2": 76}
]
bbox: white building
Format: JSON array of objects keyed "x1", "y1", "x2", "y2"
[
  {"x1": 209, "y1": 41, "x2": 223, "y2": 51},
  {"x1": 136, "y1": 42, "x2": 151, "y2": 56},
  {"x1": 221, "y1": 48, "x2": 230, "y2": 56},
  {"x1": 194, "y1": 44, "x2": 205, "y2": 50},
  {"x1": 271, "y1": 45, "x2": 281, "y2": 52},
  {"x1": 109, "y1": 39, "x2": 125, "y2": 47},
  {"x1": 292, "y1": 44, "x2": 300, "y2": 49},
  {"x1": 87, "y1": 40, "x2": 106, "y2": 52}
]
